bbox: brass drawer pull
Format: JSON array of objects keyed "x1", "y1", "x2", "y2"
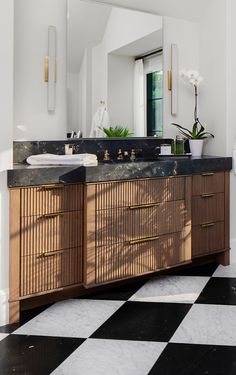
[
  {"x1": 40, "y1": 212, "x2": 63, "y2": 219},
  {"x1": 42, "y1": 250, "x2": 64, "y2": 257},
  {"x1": 40, "y1": 184, "x2": 64, "y2": 190},
  {"x1": 201, "y1": 193, "x2": 215, "y2": 198},
  {"x1": 201, "y1": 173, "x2": 214, "y2": 177},
  {"x1": 129, "y1": 203, "x2": 160, "y2": 210},
  {"x1": 129, "y1": 235, "x2": 160, "y2": 245},
  {"x1": 201, "y1": 222, "x2": 215, "y2": 228}
]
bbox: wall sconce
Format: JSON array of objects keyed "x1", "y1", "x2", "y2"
[
  {"x1": 168, "y1": 44, "x2": 178, "y2": 116},
  {"x1": 44, "y1": 25, "x2": 57, "y2": 112}
]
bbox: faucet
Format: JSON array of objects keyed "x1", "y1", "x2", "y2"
[{"x1": 117, "y1": 149, "x2": 124, "y2": 160}]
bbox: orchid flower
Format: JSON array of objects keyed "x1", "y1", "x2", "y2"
[{"x1": 180, "y1": 69, "x2": 204, "y2": 87}]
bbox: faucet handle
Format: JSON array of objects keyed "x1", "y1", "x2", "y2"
[
  {"x1": 130, "y1": 149, "x2": 136, "y2": 161},
  {"x1": 103, "y1": 150, "x2": 110, "y2": 161}
]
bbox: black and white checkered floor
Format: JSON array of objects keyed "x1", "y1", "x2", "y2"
[{"x1": 1, "y1": 262, "x2": 236, "y2": 374}]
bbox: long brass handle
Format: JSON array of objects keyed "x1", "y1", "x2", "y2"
[
  {"x1": 44, "y1": 56, "x2": 49, "y2": 82},
  {"x1": 40, "y1": 212, "x2": 64, "y2": 219},
  {"x1": 168, "y1": 70, "x2": 172, "y2": 91},
  {"x1": 40, "y1": 184, "x2": 64, "y2": 190},
  {"x1": 129, "y1": 235, "x2": 160, "y2": 245},
  {"x1": 201, "y1": 222, "x2": 215, "y2": 228},
  {"x1": 201, "y1": 193, "x2": 215, "y2": 198},
  {"x1": 129, "y1": 203, "x2": 160, "y2": 210},
  {"x1": 42, "y1": 250, "x2": 64, "y2": 257},
  {"x1": 201, "y1": 173, "x2": 214, "y2": 177}
]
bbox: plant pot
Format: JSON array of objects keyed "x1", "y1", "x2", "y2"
[{"x1": 189, "y1": 139, "x2": 203, "y2": 157}]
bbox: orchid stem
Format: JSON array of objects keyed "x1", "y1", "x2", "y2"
[{"x1": 194, "y1": 85, "x2": 198, "y2": 123}]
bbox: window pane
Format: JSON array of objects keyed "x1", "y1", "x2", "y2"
[
  {"x1": 146, "y1": 71, "x2": 163, "y2": 137},
  {"x1": 147, "y1": 71, "x2": 163, "y2": 100}
]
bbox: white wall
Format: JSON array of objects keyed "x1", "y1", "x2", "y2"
[
  {"x1": 14, "y1": 0, "x2": 67, "y2": 141},
  {"x1": 92, "y1": 7, "x2": 162, "y2": 127},
  {"x1": 226, "y1": 0, "x2": 236, "y2": 253},
  {"x1": 0, "y1": 0, "x2": 14, "y2": 326},
  {"x1": 67, "y1": 73, "x2": 78, "y2": 132},
  {"x1": 199, "y1": 0, "x2": 227, "y2": 156},
  {"x1": 163, "y1": 16, "x2": 200, "y2": 139},
  {"x1": 108, "y1": 54, "x2": 134, "y2": 130}
]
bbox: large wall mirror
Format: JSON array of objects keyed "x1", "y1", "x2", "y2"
[{"x1": 67, "y1": 0, "x2": 163, "y2": 138}]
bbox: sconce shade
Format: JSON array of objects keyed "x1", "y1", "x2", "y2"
[{"x1": 46, "y1": 25, "x2": 57, "y2": 112}]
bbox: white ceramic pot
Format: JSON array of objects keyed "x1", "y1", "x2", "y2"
[{"x1": 189, "y1": 139, "x2": 203, "y2": 157}]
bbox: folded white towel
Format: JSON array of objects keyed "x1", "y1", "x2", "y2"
[{"x1": 26, "y1": 153, "x2": 98, "y2": 166}]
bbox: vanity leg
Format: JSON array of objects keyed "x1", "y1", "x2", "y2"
[
  {"x1": 9, "y1": 300, "x2": 20, "y2": 324},
  {"x1": 217, "y1": 250, "x2": 230, "y2": 266}
]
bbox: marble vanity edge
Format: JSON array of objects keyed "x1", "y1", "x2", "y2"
[{"x1": 7, "y1": 156, "x2": 232, "y2": 188}]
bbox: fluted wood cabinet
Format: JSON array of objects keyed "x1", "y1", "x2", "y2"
[
  {"x1": 191, "y1": 172, "x2": 229, "y2": 259},
  {"x1": 9, "y1": 172, "x2": 230, "y2": 323},
  {"x1": 84, "y1": 176, "x2": 192, "y2": 287},
  {"x1": 9, "y1": 183, "x2": 84, "y2": 323}
]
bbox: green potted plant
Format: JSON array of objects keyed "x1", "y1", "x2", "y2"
[
  {"x1": 101, "y1": 126, "x2": 133, "y2": 137},
  {"x1": 172, "y1": 70, "x2": 214, "y2": 156}
]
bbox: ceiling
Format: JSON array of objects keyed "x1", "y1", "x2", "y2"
[
  {"x1": 112, "y1": 29, "x2": 163, "y2": 57},
  {"x1": 68, "y1": 0, "x2": 111, "y2": 73},
  {"x1": 83, "y1": 0, "x2": 208, "y2": 22}
]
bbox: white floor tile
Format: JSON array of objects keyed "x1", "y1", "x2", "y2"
[
  {"x1": 52, "y1": 339, "x2": 166, "y2": 375},
  {"x1": 13, "y1": 299, "x2": 124, "y2": 338},
  {"x1": 171, "y1": 304, "x2": 236, "y2": 346},
  {"x1": 213, "y1": 264, "x2": 236, "y2": 278},
  {"x1": 0, "y1": 333, "x2": 8, "y2": 341},
  {"x1": 129, "y1": 276, "x2": 209, "y2": 304}
]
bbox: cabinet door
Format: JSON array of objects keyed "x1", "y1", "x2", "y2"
[
  {"x1": 20, "y1": 248, "x2": 83, "y2": 297},
  {"x1": 192, "y1": 172, "x2": 229, "y2": 258},
  {"x1": 84, "y1": 177, "x2": 192, "y2": 287},
  {"x1": 19, "y1": 183, "x2": 84, "y2": 297}
]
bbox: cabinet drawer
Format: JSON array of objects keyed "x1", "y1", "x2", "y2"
[
  {"x1": 192, "y1": 221, "x2": 225, "y2": 257},
  {"x1": 96, "y1": 200, "x2": 189, "y2": 247},
  {"x1": 192, "y1": 193, "x2": 224, "y2": 226},
  {"x1": 95, "y1": 177, "x2": 186, "y2": 210},
  {"x1": 192, "y1": 172, "x2": 224, "y2": 196},
  {"x1": 93, "y1": 230, "x2": 191, "y2": 285},
  {"x1": 21, "y1": 211, "x2": 83, "y2": 256},
  {"x1": 21, "y1": 184, "x2": 83, "y2": 216},
  {"x1": 20, "y1": 248, "x2": 83, "y2": 297}
]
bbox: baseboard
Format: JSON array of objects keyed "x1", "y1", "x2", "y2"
[
  {"x1": 230, "y1": 238, "x2": 236, "y2": 263},
  {"x1": 0, "y1": 289, "x2": 9, "y2": 326}
]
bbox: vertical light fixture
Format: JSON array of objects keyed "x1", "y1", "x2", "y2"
[
  {"x1": 45, "y1": 25, "x2": 57, "y2": 111},
  {"x1": 168, "y1": 44, "x2": 178, "y2": 115}
]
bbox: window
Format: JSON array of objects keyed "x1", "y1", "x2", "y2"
[{"x1": 144, "y1": 53, "x2": 163, "y2": 137}]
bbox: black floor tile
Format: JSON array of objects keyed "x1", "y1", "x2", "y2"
[
  {"x1": 0, "y1": 334, "x2": 84, "y2": 375},
  {"x1": 173, "y1": 262, "x2": 218, "y2": 277},
  {"x1": 91, "y1": 301, "x2": 191, "y2": 342},
  {"x1": 0, "y1": 323, "x2": 20, "y2": 334},
  {"x1": 20, "y1": 304, "x2": 53, "y2": 325},
  {"x1": 78, "y1": 280, "x2": 146, "y2": 301},
  {"x1": 196, "y1": 277, "x2": 236, "y2": 306},
  {"x1": 149, "y1": 342, "x2": 236, "y2": 375},
  {"x1": 0, "y1": 304, "x2": 53, "y2": 333}
]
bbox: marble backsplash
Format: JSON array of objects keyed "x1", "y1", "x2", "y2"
[{"x1": 13, "y1": 138, "x2": 174, "y2": 164}]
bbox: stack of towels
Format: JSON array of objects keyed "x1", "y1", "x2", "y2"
[{"x1": 26, "y1": 153, "x2": 98, "y2": 166}]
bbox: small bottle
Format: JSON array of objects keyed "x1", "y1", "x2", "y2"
[{"x1": 175, "y1": 136, "x2": 185, "y2": 155}]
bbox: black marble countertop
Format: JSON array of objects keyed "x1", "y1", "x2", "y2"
[{"x1": 7, "y1": 155, "x2": 232, "y2": 188}]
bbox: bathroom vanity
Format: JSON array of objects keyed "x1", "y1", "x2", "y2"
[{"x1": 8, "y1": 150, "x2": 232, "y2": 324}]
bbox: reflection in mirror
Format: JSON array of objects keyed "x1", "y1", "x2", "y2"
[{"x1": 67, "y1": 0, "x2": 163, "y2": 138}]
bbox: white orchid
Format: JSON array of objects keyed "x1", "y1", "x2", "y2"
[{"x1": 180, "y1": 69, "x2": 204, "y2": 87}]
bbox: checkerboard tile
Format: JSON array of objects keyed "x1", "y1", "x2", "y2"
[{"x1": 1, "y1": 262, "x2": 236, "y2": 374}]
